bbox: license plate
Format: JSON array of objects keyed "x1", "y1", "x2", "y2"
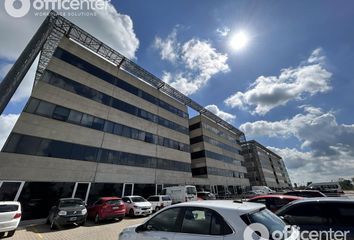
[
  {"x1": 70, "y1": 217, "x2": 77, "y2": 221},
  {"x1": 112, "y1": 206, "x2": 119, "y2": 209}
]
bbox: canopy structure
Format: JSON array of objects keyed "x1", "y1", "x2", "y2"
[{"x1": 0, "y1": 11, "x2": 245, "y2": 140}]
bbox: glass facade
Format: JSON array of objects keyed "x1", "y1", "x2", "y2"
[
  {"x1": 191, "y1": 150, "x2": 241, "y2": 166},
  {"x1": 87, "y1": 183, "x2": 123, "y2": 204},
  {"x1": 0, "y1": 182, "x2": 21, "y2": 201},
  {"x1": 191, "y1": 166, "x2": 244, "y2": 178},
  {"x1": 41, "y1": 70, "x2": 189, "y2": 135},
  {"x1": 24, "y1": 98, "x2": 190, "y2": 153},
  {"x1": 190, "y1": 135, "x2": 241, "y2": 154},
  {"x1": 3, "y1": 133, "x2": 191, "y2": 172},
  {"x1": 53, "y1": 48, "x2": 188, "y2": 119}
]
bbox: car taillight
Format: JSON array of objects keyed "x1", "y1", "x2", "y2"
[{"x1": 13, "y1": 213, "x2": 21, "y2": 219}]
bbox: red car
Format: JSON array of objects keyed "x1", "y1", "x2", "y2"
[
  {"x1": 87, "y1": 197, "x2": 125, "y2": 223},
  {"x1": 248, "y1": 195, "x2": 303, "y2": 212}
]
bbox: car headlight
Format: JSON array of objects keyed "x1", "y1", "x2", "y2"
[
  {"x1": 81, "y1": 209, "x2": 87, "y2": 215},
  {"x1": 133, "y1": 205, "x2": 139, "y2": 208},
  {"x1": 58, "y1": 210, "x2": 67, "y2": 216}
]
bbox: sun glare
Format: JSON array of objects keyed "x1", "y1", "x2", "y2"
[{"x1": 230, "y1": 31, "x2": 249, "y2": 51}]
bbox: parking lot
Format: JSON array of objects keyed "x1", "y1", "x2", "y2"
[{"x1": 4, "y1": 217, "x2": 147, "y2": 240}]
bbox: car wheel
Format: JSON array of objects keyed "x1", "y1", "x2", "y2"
[
  {"x1": 155, "y1": 206, "x2": 160, "y2": 212},
  {"x1": 94, "y1": 214, "x2": 100, "y2": 224},
  {"x1": 129, "y1": 209, "x2": 134, "y2": 217},
  {"x1": 7, "y1": 230, "x2": 15, "y2": 237}
]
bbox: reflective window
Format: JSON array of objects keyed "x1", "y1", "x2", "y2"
[
  {"x1": 52, "y1": 106, "x2": 70, "y2": 121},
  {"x1": 68, "y1": 110, "x2": 82, "y2": 124},
  {"x1": 88, "y1": 183, "x2": 123, "y2": 204},
  {"x1": 147, "y1": 207, "x2": 181, "y2": 232},
  {"x1": 25, "y1": 98, "x2": 40, "y2": 113},
  {"x1": 36, "y1": 101, "x2": 55, "y2": 117},
  {"x1": 133, "y1": 184, "x2": 156, "y2": 199},
  {"x1": 0, "y1": 182, "x2": 21, "y2": 201}
]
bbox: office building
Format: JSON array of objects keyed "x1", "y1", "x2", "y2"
[
  {"x1": 189, "y1": 115, "x2": 250, "y2": 195},
  {"x1": 241, "y1": 140, "x2": 292, "y2": 189}
]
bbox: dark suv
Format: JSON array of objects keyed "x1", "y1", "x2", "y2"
[
  {"x1": 276, "y1": 198, "x2": 354, "y2": 238},
  {"x1": 47, "y1": 198, "x2": 87, "y2": 229}
]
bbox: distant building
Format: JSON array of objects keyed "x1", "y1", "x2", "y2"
[
  {"x1": 189, "y1": 115, "x2": 250, "y2": 195},
  {"x1": 241, "y1": 140, "x2": 291, "y2": 189}
]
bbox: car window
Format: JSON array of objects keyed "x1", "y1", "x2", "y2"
[
  {"x1": 106, "y1": 199, "x2": 122, "y2": 205},
  {"x1": 122, "y1": 197, "x2": 129, "y2": 202},
  {"x1": 324, "y1": 203, "x2": 354, "y2": 226},
  {"x1": 131, "y1": 197, "x2": 146, "y2": 202},
  {"x1": 147, "y1": 207, "x2": 181, "y2": 232},
  {"x1": 59, "y1": 199, "x2": 84, "y2": 208},
  {"x1": 0, "y1": 204, "x2": 19, "y2": 212},
  {"x1": 148, "y1": 196, "x2": 158, "y2": 202},
  {"x1": 281, "y1": 203, "x2": 329, "y2": 225},
  {"x1": 162, "y1": 196, "x2": 171, "y2": 201},
  {"x1": 244, "y1": 209, "x2": 286, "y2": 236},
  {"x1": 95, "y1": 199, "x2": 103, "y2": 205},
  {"x1": 180, "y1": 208, "x2": 231, "y2": 235},
  {"x1": 186, "y1": 187, "x2": 197, "y2": 195}
]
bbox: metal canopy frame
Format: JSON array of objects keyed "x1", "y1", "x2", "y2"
[{"x1": 0, "y1": 11, "x2": 245, "y2": 139}]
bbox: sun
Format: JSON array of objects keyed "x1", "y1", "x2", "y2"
[{"x1": 229, "y1": 31, "x2": 249, "y2": 51}]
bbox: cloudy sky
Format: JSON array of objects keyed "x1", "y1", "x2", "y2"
[{"x1": 1, "y1": 0, "x2": 354, "y2": 185}]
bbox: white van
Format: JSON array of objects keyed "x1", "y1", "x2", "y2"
[
  {"x1": 162, "y1": 185, "x2": 197, "y2": 203},
  {"x1": 252, "y1": 186, "x2": 275, "y2": 194},
  {"x1": 306, "y1": 182, "x2": 344, "y2": 196}
]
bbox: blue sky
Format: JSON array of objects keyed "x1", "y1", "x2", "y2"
[{"x1": 1, "y1": 0, "x2": 354, "y2": 185}]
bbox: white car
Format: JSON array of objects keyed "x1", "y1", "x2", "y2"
[
  {"x1": 147, "y1": 195, "x2": 172, "y2": 212},
  {"x1": 122, "y1": 196, "x2": 152, "y2": 217},
  {"x1": 0, "y1": 201, "x2": 21, "y2": 238},
  {"x1": 119, "y1": 200, "x2": 298, "y2": 240}
]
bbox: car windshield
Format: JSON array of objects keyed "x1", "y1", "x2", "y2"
[
  {"x1": 60, "y1": 199, "x2": 84, "y2": 208},
  {"x1": 247, "y1": 209, "x2": 287, "y2": 235},
  {"x1": 186, "y1": 187, "x2": 197, "y2": 195},
  {"x1": 131, "y1": 197, "x2": 146, "y2": 202}
]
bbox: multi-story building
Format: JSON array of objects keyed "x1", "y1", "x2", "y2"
[
  {"x1": 0, "y1": 37, "x2": 193, "y2": 219},
  {"x1": 241, "y1": 140, "x2": 291, "y2": 189},
  {"x1": 189, "y1": 115, "x2": 250, "y2": 195}
]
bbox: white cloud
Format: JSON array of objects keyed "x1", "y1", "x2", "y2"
[
  {"x1": 154, "y1": 29, "x2": 179, "y2": 63},
  {"x1": 216, "y1": 27, "x2": 230, "y2": 37},
  {"x1": 224, "y1": 48, "x2": 332, "y2": 115},
  {"x1": 241, "y1": 106, "x2": 354, "y2": 183},
  {"x1": 205, "y1": 104, "x2": 236, "y2": 123},
  {"x1": 0, "y1": 114, "x2": 19, "y2": 150},
  {"x1": 156, "y1": 28, "x2": 229, "y2": 95}
]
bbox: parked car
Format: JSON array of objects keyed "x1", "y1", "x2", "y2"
[
  {"x1": 306, "y1": 182, "x2": 344, "y2": 197},
  {"x1": 252, "y1": 186, "x2": 275, "y2": 194},
  {"x1": 248, "y1": 195, "x2": 303, "y2": 212},
  {"x1": 122, "y1": 196, "x2": 152, "y2": 217},
  {"x1": 244, "y1": 190, "x2": 264, "y2": 199},
  {"x1": 276, "y1": 198, "x2": 354, "y2": 238},
  {"x1": 87, "y1": 197, "x2": 125, "y2": 223},
  {"x1": 147, "y1": 195, "x2": 172, "y2": 212},
  {"x1": 162, "y1": 185, "x2": 197, "y2": 203},
  {"x1": 119, "y1": 200, "x2": 298, "y2": 240},
  {"x1": 0, "y1": 201, "x2": 21, "y2": 238},
  {"x1": 197, "y1": 191, "x2": 216, "y2": 200},
  {"x1": 47, "y1": 198, "x2": 87, "y2": 230},
  {"x1": 284, "y1": 190, "x2": 326, "y2": 198}
]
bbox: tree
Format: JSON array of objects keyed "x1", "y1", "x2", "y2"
[{"x1": 339, "y1": 179, "x2": 353, "y2": 190}]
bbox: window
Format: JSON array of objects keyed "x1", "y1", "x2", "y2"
[
  {"x1": 48, "y1": 141, "x2": 72, "y2": 159},
  {"x1": 81, "y1": 114, "x2": 94, "y2": 127},
  {"x1": 52, "y1": 106, "x2": 70, "y2": 121},
  {"x1": 148, "y1": 196, "x2": 159, "y2": 202},
  {"x1": 0, "y1": 182, "x2": 21, "y2": 201},
  {"x1": 180, "y1": 208, "x2": 231, "y2": 235},
  {"x1": 36, "y1": 101, "x2": 55, "y2": 117},
  {"x1": 103, "y1": 121, "x2": 114, "y2": 133},
  {"x1": 280, "y1": 203, "x2": 329, "y2": 225},
  {"x1": 15, "y1": 135, "x2": 42, "y2": 155},
  {"x1": 133, "y1": 184, "x2": 156, "y2": 199},
  {"x1": 3, "y1": 133, "x2": 21, "y2": 153},
  {"x1": 25, "y1": 98, "x2": 40, "y2": 113},
  {"x1": 147, "y1": 207, "x2": 181, "y2": 232},
  {"x1": 113, "y1": 124, "x2": 123, "y2": 135},
  {"x1": 87, "y1": 183, "x2": 123, "y2": 204},
  {"x1": 92, "y1": 117, "x2": 104, "y2": 131},
  {"x1": 68, "y1": 110, "x2": 82, "y2": 124}
]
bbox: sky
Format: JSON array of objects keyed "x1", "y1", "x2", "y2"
[{"x1": 1, "y1": 0, "x2": 354, "y2": 185}]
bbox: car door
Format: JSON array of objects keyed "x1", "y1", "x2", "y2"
[
  {"x1": 324, "y1": 202, "x2": 354, "y2": 239},
  {"x1": 174, "y1": 207, "x2": 231, "y2": 240},
  {"x1": 136, "y1": 207, "x2": 182, "y2": 240}
]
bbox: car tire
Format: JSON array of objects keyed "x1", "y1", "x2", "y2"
[
  {"x1": 94, "y1": 214, "x2": 100, "y2": 224},
  {"x1": 155, "y1": 206, "x2": 160, "y2": 212},
  {"x1": 7, "y1": 230, "x2": 15, "y2": 237},
  {"x1": 129, "y1": 209, "x2": 134, "y2": 217}
]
